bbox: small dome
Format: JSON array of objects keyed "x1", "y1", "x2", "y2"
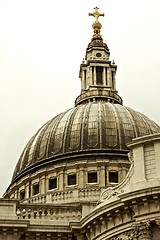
[{"x1": 12, "y1": 102, "x2": 160, "y2": 182}]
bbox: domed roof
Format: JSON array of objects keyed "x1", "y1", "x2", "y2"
[
  {"x1": 12, "y1": 102, "x2": 160, "y2": 182},
  {"x1": 10, "y1": 8, "x2": 160, "y2": 185}
]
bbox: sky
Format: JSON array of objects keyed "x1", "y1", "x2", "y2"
[{"x1": 0, "y1": 0, "x2": 160, "y2": 197}]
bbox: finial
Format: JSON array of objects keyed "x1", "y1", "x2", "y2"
[
  {"x1": 89, "y1": 7, "x2": 105, "y2": 40},
  {"x1": 112, "y1": 60, "x2": 115, "y2": 65},
  {"x1": 89, "y1": 7, "x2": 105, "y2": 23}
]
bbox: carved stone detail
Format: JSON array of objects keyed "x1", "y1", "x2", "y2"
[
  {"x1": 109, "y1": 221, "x2": 152, "y2": 240},
  {"x1": 101, "y1": 187, "x2": 123, "y2": 201},
  {"x1": 138, "y1": 221, "x2": 152, "y2": 240}
]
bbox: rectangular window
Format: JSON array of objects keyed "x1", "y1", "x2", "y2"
[
  {"x1": 20, "y1": 190, "x2": 25, "y2": 200},
  {"x1": 109, "y1": 171, "x2": 118, "y2": 183},
  {"x1": 68, "y1": 174, "x2": 76, "y2": 186},
  {"x1": 49, "y1": 177, "x2": 57, "y2": 190},
  {"x1": 88, "y1": 172, "x2": 97, "y2": 183},
  {"x1": 96, "y1": 66, "x2": 103, "y2": 85},
  {"x1": 33, "y1": 183, "x2": 39, "y2": 195}
]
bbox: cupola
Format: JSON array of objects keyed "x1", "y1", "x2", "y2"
[{"x1": 75, "y1": 7, "x2": 122, "y2": 106}]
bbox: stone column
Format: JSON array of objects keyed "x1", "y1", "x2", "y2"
[
  {"x1": 86, "y1": 226, "x2": 92, "y2": 240},
  {"x1": 94, "y1": 66, "x2": 96, "y2": 85},
  {"x1": 94, "y1": 221, "x2": 101, "y2": 236},
  {"x1": 103, "y1": 67, "x2": 106, "y2": 86},
  {"x1": 85, "y1": 232, "x2": 90, "y2": 240},
  {"x1": 108, "y1": 69, "x2": 112, "y2": 87},
  {"x1": 100, "y1": 217, "x2": 106, "y2": 233},
  {"x1": 90, "y1": 228, "x2": 95, "y2": 239},
  {"x1": 89, "y1": 67, "x2": 92, "y2": 86}
]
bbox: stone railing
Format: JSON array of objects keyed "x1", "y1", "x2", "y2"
[
  {"x1": 51, "y1": 187, "x2": 102, "y2": 203},
  {"x1": 25, "y1": 187, "x2": 102, "y2": 204},
  {"x1": 52, "y1": 190, "x2": 74, "y2": 202},
  {"x1": 27, "y1": 194, "x2": 46, "y2": 204},
  {"x1": 78, "y1": 187, "x2": 101, "y2": 199},
  {"x1": 16, "y1": 203, "x2": 82, "y2": 221}
]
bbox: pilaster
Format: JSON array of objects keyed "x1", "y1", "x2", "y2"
[
  {"x1": 25, "y1": 182, "x2": 30, "y2": 199},
  {"x1": 99, "y1": 165, "x2": 105, "y2": 187},
  {"x1": 40, "y1": 176, "x2": 46, "y2": 195},
  {"x1": 78, "y1": 167, "x2": 85, "y2": 188},
  {"x1": 58, "y1": 169, "x2": 64, "y2": 190}
]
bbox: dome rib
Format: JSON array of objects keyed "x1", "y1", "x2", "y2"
[
  {"x1": 86, "y1": 103, "x2": 100, "y2": 148},
  {"x1": 81, "y1": 102, "x2": 93, "y2": 150},
  {"x1": 47, "y1": 112, "x2": 66, "y2": 157},
  {"x1": 98, "y1": 102, "x2": 103, "y2": 149},
  {"x1": 51, "y1": 109, "x2": 73, "y2": 155},
  {"x1": 61, "y1": 108, "x2": 76, "y2": 154},
  {"x1": 114, "y1": 105, "x2": 137, "y2": 147},
  {"x1": 103, "y1": 103, "x2": 119, "y2": 148},
  {"x1": 123, "y1": 107, "x2": 139, "y2": 139},
  {"x1": 67, "y1": 104, "x2": 85, "y2": 151}
]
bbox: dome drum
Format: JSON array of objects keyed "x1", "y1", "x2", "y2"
[{"x1": 6, "y1": 153, "x2": 130, "y2": 204}]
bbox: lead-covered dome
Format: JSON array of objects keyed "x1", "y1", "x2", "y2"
[{"x1": 12, "y1": 102, "x2": 160, "y2": 181}]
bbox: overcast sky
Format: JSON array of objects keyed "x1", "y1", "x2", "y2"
[{"x1": 0, "y1": 0, "x2": 160, "y2": 197}]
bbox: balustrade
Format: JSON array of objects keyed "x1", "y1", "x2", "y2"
[
  {"x1": 16, "y1": 204, "x2": 81, "y2": 221},
  {"x1": 79, "y1": 187, "x2": 101, "y2": 199},
  {"x1": 25, "y1": 187, "x2": 101, "y2": 205},
  {"x1": 27, "y1": 195, "x2": 46, "y2": 204}
]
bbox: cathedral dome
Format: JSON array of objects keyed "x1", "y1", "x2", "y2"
[
  {"x1": 12, "y1": 101, "x2": 160, "y2": 182},
  {"x1": 8, "y1": 7, "x2": 160, "y2": 199}
]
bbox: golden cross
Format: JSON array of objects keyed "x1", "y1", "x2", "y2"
[{"x1": 89, "y1": 7, "x2": 104, "y2": 22}]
